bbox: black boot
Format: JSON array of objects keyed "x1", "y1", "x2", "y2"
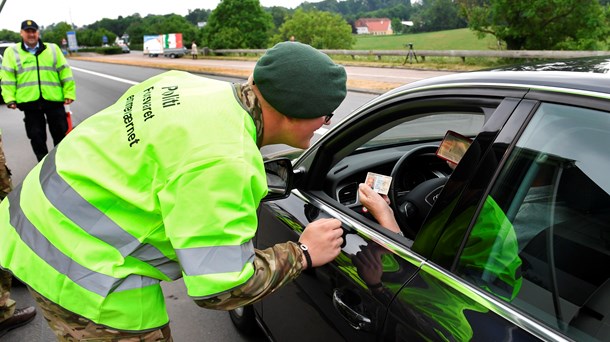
[{"x1": 0, "y1": 306, "x2": 37, "y2": 337}]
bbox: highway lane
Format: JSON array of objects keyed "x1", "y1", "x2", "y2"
[
  {"x1": 77, "y1": 51, "x2": 458, "y2": 92},
  {"x1": 1, "y1": 60, "x2": 377, "y2": 342}
]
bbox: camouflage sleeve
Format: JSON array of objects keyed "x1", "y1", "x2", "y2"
[
  {"x1": 194, "y1": 241, "x2": 304, "y2": 310},
  {"x1": 0, "y1": 136, "x2": 12, "y2": 200}
]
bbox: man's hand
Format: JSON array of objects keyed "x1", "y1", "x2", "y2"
[
  {"x1": 7, "y1": 102, "x2": 16, "y2": 109},
  {"x1": 352, "y1": 244, "x2": 385, "y2": 287},
  {"x1": 358, "y1": 183, "x2": 401, "y2": 233},
  {"x1": 64, "y1": 98, "x2": 74, "y2": 105},
  {"x1": 298, "y1": 218, "x2": 343, "y2": 268}
]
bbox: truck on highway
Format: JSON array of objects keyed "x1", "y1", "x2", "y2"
[{"x1": 143, "y1": 33, "x2": 187, "y2": 58}]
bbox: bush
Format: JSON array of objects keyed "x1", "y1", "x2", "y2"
[{"x1": 77, "y1": 46, "x2": 123, "y2": 55}]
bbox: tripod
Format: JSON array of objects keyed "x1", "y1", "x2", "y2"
[{"x1": 403, "y1": 44, "x2": 419, "y2": 65}]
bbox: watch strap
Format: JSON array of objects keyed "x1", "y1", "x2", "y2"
[{"x1": 297, "y1": 242, "x2": 312, "y2": 269}]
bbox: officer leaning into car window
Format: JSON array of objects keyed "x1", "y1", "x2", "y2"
[
  {"x1": 0, "y1": 20, "x2": 76, "y2": 162},
  {"x1": 0, "y1": 41, "x2": 346, "y2": 340}
]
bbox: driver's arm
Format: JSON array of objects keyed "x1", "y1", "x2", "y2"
[{"x1": 358, "y1": 183, "x2": 401, "y2": 234}]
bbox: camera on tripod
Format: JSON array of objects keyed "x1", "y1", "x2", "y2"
[{"x1": 403, "y1": 42, "x2": 418, "y2": 64}]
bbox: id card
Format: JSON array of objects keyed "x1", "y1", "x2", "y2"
[{"x1": 364, "y1": 172, "x2": 392, "y2": 195}]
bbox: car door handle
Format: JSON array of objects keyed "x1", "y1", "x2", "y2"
[{"x1": 332, "y1": 289, "x2": 373, "y2": 331}]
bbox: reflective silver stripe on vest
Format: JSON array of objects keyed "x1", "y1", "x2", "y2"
[
  {"x1": 39, "y1": 81, "x2": 62, "y2": 87},
  {"x1": 20, "y1": 66, "x2": 37, "y2": 73},
  {"x1": 39, "y1": 149, "x2": 182, "y2": 280},
  {"x1": 37, "y1": 66, "x2": 57, "y2": 72},
  {"x1": 50, "y1": 42, "x2": 57, "y2": 69},
  {"x1": 7, "y1": 183, "x2": 160, "y2": 296},
  {"x1": 176, "y1": 241, "x2": 255, "y2": 276},
  {"x1": 16, "y1": 81, "x2": 39, "y2": 88},
  {"x1": 10, "y1": 46, "x2": 23, "y2": 73}
]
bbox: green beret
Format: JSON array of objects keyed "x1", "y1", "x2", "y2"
[{"x1": 253, "y1": 42, "x2": 347, "y2": 119}]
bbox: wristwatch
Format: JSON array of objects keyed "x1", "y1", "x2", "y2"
[{"x1": 297, "y1": 242, "x2": 312, "y2": 269}]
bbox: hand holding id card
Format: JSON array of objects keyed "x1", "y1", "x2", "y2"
[{"x1": 364, "y1": 172, "x2": 392, "y2": 195}]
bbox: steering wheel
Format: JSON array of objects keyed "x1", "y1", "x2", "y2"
[{"x1": 389, "y1": 146, "x2": 449, "y2": 238}]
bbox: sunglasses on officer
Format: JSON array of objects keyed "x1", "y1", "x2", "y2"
[{"x1": 324, "y1": 113, "x2": 334, "y2": 124}]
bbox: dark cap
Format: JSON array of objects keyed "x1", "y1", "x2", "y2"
[
  {"x1": 253, "y1": 42, "x2": 347, "y2": 119},
  {"x1": 21, "y1": 20, "x2": 39, "y2": 31}
]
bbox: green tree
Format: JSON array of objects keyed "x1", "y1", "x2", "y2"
[
  {"x1": 75, "y1": 28, "x2": 117, "y2": 47},
  {"x1": 410, "y1": 0, "x2": 465, "y2": 33},
  {"x1": 185, "y1": 8, "x2": 211, "y2": 26},
  {"x1": 203, "y1": 0, "x2": 273, "y2": 49},
  {"x1": 458, "y1": 0, "x2": 610, "y2": 50},
  {"x1": 272, "y1": 8, "x2": 354, "y2": 49},
  {"x1": 40, "y1": 22, "x2": 75, "y2": 46},
  {"x1": 0, "y1": 29, "x2": 20, "y2": 43},
  {"x1": 267, "y1": 6, "x2": 292, "y2": 30}
]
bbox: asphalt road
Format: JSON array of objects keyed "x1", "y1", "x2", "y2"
[
  {"x1": 73, "y1": 51, "x2": 457, "y2": 94},
  {"x1": 1, "y1": 54, "x2": 454, "y2": 341}
]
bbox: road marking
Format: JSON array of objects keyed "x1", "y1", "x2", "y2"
[
  {"x1": 315, "y1": 127, "x2": 329, "y2": 135},
  {"x1": 348, "y1": 72, "x2": 427, "y2": 81},
  {"x1": 72, "y1": 67, "x2": 139, "y2": 85}
]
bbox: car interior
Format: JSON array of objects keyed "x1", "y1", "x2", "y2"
[{"x1": 320, "y1": 106, "x2": 489, "y2": 240}]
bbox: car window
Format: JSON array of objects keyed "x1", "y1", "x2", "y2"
[
  {"x1": 455, "y1": 103, "x2": 610, "y2": 341},
  {"x1": 361, "y1": 113, "x2": 483, "y2": 149}
]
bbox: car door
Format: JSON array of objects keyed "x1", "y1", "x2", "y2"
[
  {"x1": 255, "y1": 87, "x2": 527, "y2": 341},
  {"x1": 398, "y1": 92, "x2": 610, "y2": 341}
]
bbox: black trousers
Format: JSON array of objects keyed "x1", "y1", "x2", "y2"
[{"x1": 22, "y1": 103, "x2": 68, "y2": 161}]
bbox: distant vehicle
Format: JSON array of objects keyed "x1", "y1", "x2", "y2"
[
  {"x1": 143, "y1": 33, "x2": 186, "y2": 58},
  {"x1": 162, "y1": 47, "x2": 186, "y2": 59},
  {"x1": 0, "y1": 41, "x2": 14, "y2": 57}
]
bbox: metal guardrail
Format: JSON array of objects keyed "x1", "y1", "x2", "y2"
[{"x1": 206, "y1": 48, "x2": 610, "y2": 62}]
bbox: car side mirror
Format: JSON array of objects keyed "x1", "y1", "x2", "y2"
[{"x1": 262, "y1": 158, "x2": 294, "y2": 202}]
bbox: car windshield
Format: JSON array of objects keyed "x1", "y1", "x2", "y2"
[{"x1": 360, "y1": 113, "x2": 484, "y2": 149}]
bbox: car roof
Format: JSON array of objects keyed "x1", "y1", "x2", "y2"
[
  {"x1": 385, "y1": 70, "x2": 610, "y2": 98},
  {"x1": 491, "y1": 56, "x2": 610, "y2": 73}
]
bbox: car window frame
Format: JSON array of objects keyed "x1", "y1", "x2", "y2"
[{"x1": 293, "y1": 88, "x2": 527, "y2": 252}]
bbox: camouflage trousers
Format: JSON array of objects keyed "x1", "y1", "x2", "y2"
[
  {"x1": 0, "y1": 134, "x2": 16, "y2": 324},
  {"x1": 0, "y1": 135, "x2": 12, "y2": 200},
  {"x1": 0, "y1": 268, "x2": 16, "y2": 323},
  {"x1": 29, "y1": 289, "x2": 173, "y2": 341}
]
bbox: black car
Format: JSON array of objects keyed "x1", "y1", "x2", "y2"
[{"x1": 232, "y1": 61, "x2": 610, "y2": 341}]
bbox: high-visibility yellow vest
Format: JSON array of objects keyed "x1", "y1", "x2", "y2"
[
  {"x1": 0, "y1": 41, "x2": 76, "y2": 104},
  {"x1": 0, "y1": 71, "x2": 266, "y2": 331}
]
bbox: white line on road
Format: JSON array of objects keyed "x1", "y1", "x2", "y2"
[
  {"x1": 348, "y1": 72, "x2": 425, "y2": 81},
  {"x1": 315, "y1": 127, "x2": 329, "y2": 135},
  {"x1": 72, "y1": 67, "x2": 139, "y2": 85}
]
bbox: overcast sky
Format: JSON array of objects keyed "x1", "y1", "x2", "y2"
[{"x1": 0, "y1": 0, "x2": 323, "y2": 31}]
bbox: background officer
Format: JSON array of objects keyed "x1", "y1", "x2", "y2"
[{"x1": 0, "y1": 19, "x2": 76, "y2": 161}]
